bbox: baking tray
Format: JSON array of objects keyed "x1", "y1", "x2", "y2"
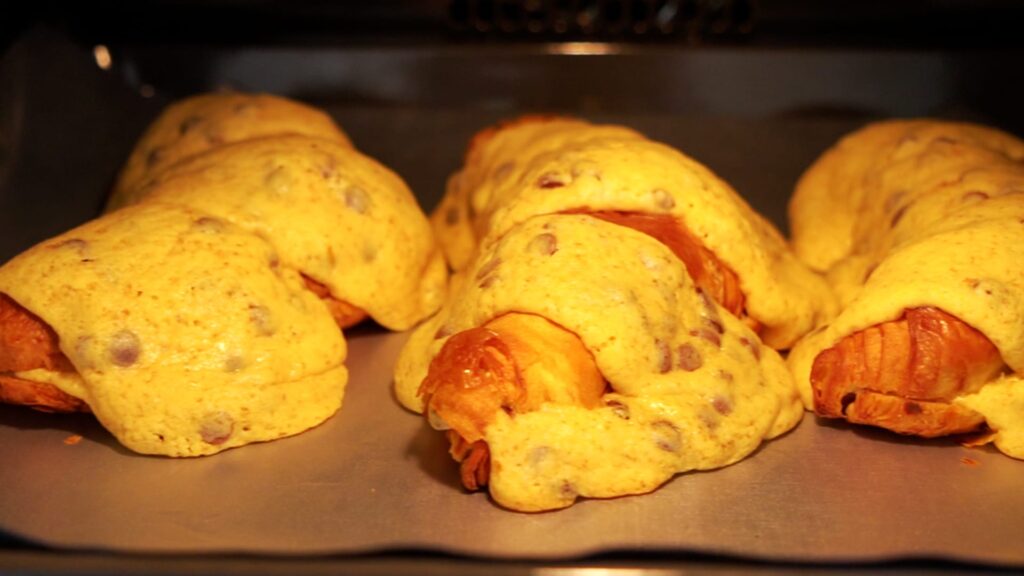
[
  {"x1": 3, "y1": 327, "x2": 1023, "y2": 565},
  {"x1": 1, "y1": 27, "x2": 1023, "y2": 571}
]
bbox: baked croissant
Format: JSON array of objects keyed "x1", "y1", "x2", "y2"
[
  {"x1": 787, "y1": 120, "x2": 1024, "y2": 457},
  {"x1": 429, "y1": 116, "x2": 834, "y2": 349},
  {"x1": 108, "y1": 91, "x2": 352, "y2": 210},
  {"x1": 396, "y1": 117, "x2": 834, "y2": 511},
  {"x1": 0, "y1": 92, "x2": 446, "y2": 455}
]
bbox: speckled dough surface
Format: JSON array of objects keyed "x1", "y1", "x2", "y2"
[
  {"x1": 109, "y1": 92, "x2": 352, "y2": 209},
  {"x1": 433, "y1": 118, "x2": 835, "y2": 349},
  {"x1": 787, "y1": 120, "x2": 1024, "y2": 458},
  {"x1": 397, "y1": 214, "x2": 803, "y2": 511},
  {"x1": 135, "y1": 135, "x2": 446, "y2": 331},
  {"x1": 0, "y1": 203, "x2": 348, "y2": 456},
  {"x1": 397, "y1": 118, "x2": 841, "y2": 511},
  {"x1": 0, "y1": 92, "x2": 445, "y2": 456}
]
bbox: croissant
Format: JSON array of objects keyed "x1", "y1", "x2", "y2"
[
  {"x1": 396, "y1": 117, "x2": 834, "y2": 510},
  {"x1": 788, "y1": 120, "x2": 1024, "y2": 457},
  {"x1": 108, "y1": 91, "x2": 352, "y2": 210},
  {"x1": 0, "y1": 92, "x2": 445, "y2": 455}
]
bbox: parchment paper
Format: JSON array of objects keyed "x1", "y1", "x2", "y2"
[{"x1": 0, "y1": 329, "x2": 1022, "y2": 564}]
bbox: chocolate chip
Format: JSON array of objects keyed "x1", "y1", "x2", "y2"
[
  {"x1": 200, "y1": 411, "x2": 234, "y2": 445},
  {"x1": 652, "y1": 420, "x2": 682, "y2": 452},
  {"x1": 699, "y1": 409, "x2": 719, "y2": 430},
  {"x1": 224, "y1": 354, "x2": 245, "y2": 372},
  {"x1": 696, "y1": 289, "x2": 723, "y2": 332},
  {"x1": 712, "y1": 395, "x2": 733, "y2": 415},
  {"x1": 344, "y1": 186, "x2": 370, "y2": 214},
  {"x1": 249, "y1": 305, "x2": 275, "y2": 336},
  {"x1": 475, "y1": 257, "x2": 502, "y2": 281},
  {"x1": 476, "y1": 256, "x2": 502, "y2": 288},
  {"x1": 690, "y1": 328, "x2": 722, "y2": 348},
  {"x1": 697, "y1": 287, "x2": 714, "y2": 310},
  {"x1": 738, "y1": 336, "x2": 761, "y2": 360},
  {"x1": 904, "y1": 401, "x2": 923, "y2": 415},
  {"x1": 193, "y1": 216, "x2": 225, "y2": 234},
  {"x1": 74, "y1": 336, "x2": 95, "y2": 370},
  {"x1": 655, "y1": 339, "x2": 672, "y2": 373},
  {"x1": 605, "y1": 399, "x2": 630, "y2": 420},
  {"x1": 537, "y1": 172, "x2": 566, "y2": 189},
  {"x1": 108, "y1": 330, "x2": 141, "y2": 367},
  {"x1": 179, "y1": 115, "x2": 202, "y2": 135},
  {"x1": 652, "y1": 188, "x2": 675, "y2": 210},
  {"x1": 529, "y1": 446, "x2": 550, "y2": 466},
  {"x1": 706, "y1": 318, "x2": 724, "y2": 335},
  {"x1": 528, "y1": 233, "x2": 558, "y2": 256},
  {"x1": 676, "y1": 343, "x2": 702, "y2": 371}
]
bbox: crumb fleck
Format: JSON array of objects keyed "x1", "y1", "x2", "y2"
[
  {"x1": 494, "y1": 161, "x2": 515, "y2": 180},
  {"x1": 605, "y1": 398, "x2": 630, "y2": 419},
  {"x1": 652, "y1": 188, "x2": 675, "y2": 210},
  {"x1": 537, "y1": 172, "x2": 567, "y2": 189},
  {"x1": 445, "y1": 206, "x2": 459, "y2": 225},
  {"x1": 528, "y1": 233, "x2": 558, "y2": 256}
]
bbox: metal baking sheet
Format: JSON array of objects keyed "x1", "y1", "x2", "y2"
[
  {"x1": 2, "y1": 27, "x2": 1024, "y2": 568},
  {"x1": 1, "y1": 329, "x2": 1023, "y2": 565}
]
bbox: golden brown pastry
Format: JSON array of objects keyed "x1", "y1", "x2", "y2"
[
  {"x1": 110, "y1": 92, "x2": 369, "y2": 330},
  {"x1": 420, "y1": 312, "x2": 606, "y2": 490},
  {"x1": 108, "y1": 91, "x2": 352, "y2": 209},
  {"x1": 397, "y1": 117, "x2": 833, "y2": 511},
  {"x1": 788, "y1": 119, "x2": 1024, "y2": 457},
  {"x1": 0, "y1": 203, "x2": 348, "y2": 456},
  {"x1": 118, "y1": 134, "x2": 446, "y2": 332},
  {"x1": 431, "y1": 116, "x2": 834, "y2": 349},
  {"x1": 810, "y1": 307, "x2": 1002, "y2": 436}
]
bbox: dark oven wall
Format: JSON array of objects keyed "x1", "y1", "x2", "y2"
[{"x1": 2, "y1": 0, "x2": 1024, "y2": 263}]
